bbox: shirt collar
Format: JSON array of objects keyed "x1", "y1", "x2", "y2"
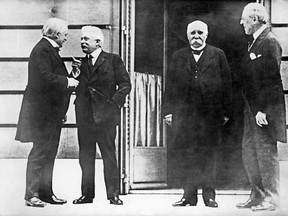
[
  {"x1": 43, "y1": 36, "x2": 59, "y2": 48},
  {"x1": 90, "y1": 48, "x2": 102, "y2": 59},
  {"x1": 253, "y1": 25, "x2": 267, "y2": 41}
]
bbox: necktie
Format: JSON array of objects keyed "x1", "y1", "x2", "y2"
[
  {"x1": 86, "y1": 55, "x2": 93, "y2": 77},
  {"x1": 247, "y1": 36, "x2": 254, "y2": 50},
  {"x1": 191, "y1": 48, "x2": 204, "y2": 55},
  {"x1": 87, "y1": 54, "x2": 93, "y2": 68}
]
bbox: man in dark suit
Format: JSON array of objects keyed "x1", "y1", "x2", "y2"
[
  {"x1": 236, "y1": 3, "x2": 286, "y2": 212},
  {"x1": 15, "y1": 18, "x2": 79, "y2": 207},
  {"x1": 71, "y1": 26, "x2": 131, "y2": 205},
  {"x1": 164, "y1": 20, "x2": 232, "y2": 208}
]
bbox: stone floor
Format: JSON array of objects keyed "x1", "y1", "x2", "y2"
[{"x1": 0, "y1": 159, "x2": 287, "y2": 216}]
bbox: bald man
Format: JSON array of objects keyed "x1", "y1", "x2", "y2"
[
  {"x1": 71, "y1": 26, "x2": 131, "y2": 205},
  {"x1": 164, "y1": 20, "x2": 232, "y2": 207}
]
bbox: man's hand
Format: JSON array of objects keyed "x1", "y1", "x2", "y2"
[
  {"x1": 255, "y1": 111, "x2": 268, "y2": 127},
  {"x1": 67, "y1": 77, "x2": 79, "y2": 88},
  {"x1": 165, "y1": 114, "x2": 172, "y2": 127},
  {"x1": 223, "y1": 116, "x2": 229, "y2": 126},
  {"x1": 71, "y1": 57, "x2": 82, "y2": 78}
]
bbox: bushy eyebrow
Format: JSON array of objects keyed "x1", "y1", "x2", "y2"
[
  {"x1": 190, "y1": 30, "x2": 204, "y2": 34},
  {"x1": 81, "y1": 36, "x2": 90, "y2": 40}
]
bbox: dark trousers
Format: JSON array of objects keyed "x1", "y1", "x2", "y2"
[
  {"x1": 242, "y1": 105, "x2": 280, "y2": 205},
  {"x1": 176, "y1": 100, "x2": 219, "y2": 203},
  {"x1": 25, "y1": 123, "x2": 61, "y2": 200},
  {"x1": 77, "y1": 123, "x2": 119, "y2": 199},
  {"x1": 181, "y1": 147, "x2": 217, "y2": 203}
]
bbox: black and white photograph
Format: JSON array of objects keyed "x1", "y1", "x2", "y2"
[{"x1": 0, "y1": 0, "x2": 288, "y2": 216}]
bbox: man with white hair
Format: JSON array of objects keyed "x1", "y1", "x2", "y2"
[
  {"x1": 164, "y1": 20, "x2": 232, "y2": 208},
  {"x1": 236, "y1": 3, "x2": 286, "y2": 212},
  {"x1": 71, "y1": 26, "x2": 131, "y2": 205},
  {"x1": 16, "y1": 18, "x2": 79, "y2": 207}
]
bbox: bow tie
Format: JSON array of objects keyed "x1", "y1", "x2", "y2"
[{"x1": 191, "y1": 48, "x2": 204, "y2": 55}]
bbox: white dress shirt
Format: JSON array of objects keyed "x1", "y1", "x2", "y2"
[
  {"x1": 248, "y1": 25, "x2": 267, "y2": 50},
  {"x1": 191, "y1": 43, "x2": 206, "y2": 62},
  {"x1": 89, "y1": 48, "x2": 102, "y2": 65}
]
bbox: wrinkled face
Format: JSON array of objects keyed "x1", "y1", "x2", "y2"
[
  {"x1": 187, "y1": 23, "x2": 208, "y2": 49},
  {"x1": 80, "y1": 32, "x2": 99, "y2": 54},
  {"x1": 55, "y1": 28, "x2": 68, "y2": 48},
  {"x1": 240, "y1": 10, "x2": 255, "y2": 35}
]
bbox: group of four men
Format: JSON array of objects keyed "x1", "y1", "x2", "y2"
[{"x1": 15, "y1": 2, "x2": 285, "y2": 212}]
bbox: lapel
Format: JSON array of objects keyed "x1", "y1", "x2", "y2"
[
  {"x1": 91, "y1": 51, "x2": 106, "y2": 74},
  {"x1": 42, "y1": 38, "x2": 67, "y2": 75},
  {"x1": 249, "y1": 27, "x2": 269, "y2": 53},
  {"x1": 197, "y1": 45, "x2": 213, "y2": 76},
  {"x1": 185, "y1": 47, "x2": 194, "y2": 73},
  {"x1": 245, "y1": 27, "x2": 270, "y2": 63},
  {"x1": 81, "y1": 56, "x2": 90, "y2": 79}
]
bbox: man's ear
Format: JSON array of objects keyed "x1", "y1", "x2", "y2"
[{"x1": 96, "y1": 39, "x2": 103, "y2": 48}]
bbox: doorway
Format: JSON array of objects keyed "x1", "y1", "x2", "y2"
[
  {"x1": 166, "y1": 0, "x2": 253, "y2": 189},
  {"x1": 130, "y1": 0, "x2": 253, "y2": 190}
]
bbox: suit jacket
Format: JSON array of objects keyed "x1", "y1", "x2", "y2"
[
  {"x1": 241, "y1": 27, "x2": 286, "y2": 143},
  {"x1": 75, "y1": 51, "x2": 131, "y2": 126},
  {"x1": 15, "y1": 38, "x2": 72, "y2": 142},
  {"x1": 163, "y1": 45, "x2": 232, "y2": 148}
]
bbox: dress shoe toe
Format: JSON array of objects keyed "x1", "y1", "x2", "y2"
[
  {"x1": 205, "y1": 199, "x2": 218, "y2": 208},
  {"x1": 40, "y1": 195, "x2": 67, "y2": 205},
  {"x1": 236, "y1": 199, "x2": 260, "y2": 208},
  {"x1": 25, "y1": 197, "x2": 46, "y2": 207},
  {"x1": 172, "y1": 198, "x2": 197, "y2": 207},
  {"x1": 109, "y1": 196, "x2": 123, "y2": 205},
  {"x1": 73, "y1": 196, "x2": 93, "y2": 204},
  {"x1": 251, "y1": 201, "x2": 276, "y2": 211}
]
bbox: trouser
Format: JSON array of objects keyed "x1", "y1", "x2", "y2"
[
  {"x1": 242, "y1": 105, "x2": 280, "y2": 205},
  {"x1": 77, "y1": 124, "x2": 119, "y2": 199},
  {"x1": 182, "y1": 147, "x2": 217, "y2": 203},
  {"x1": 25, "y1": 123, "x2": 62, "y2": 200}
]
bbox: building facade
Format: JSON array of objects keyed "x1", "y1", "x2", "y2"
[{"x1": 0, "y1": 0, "x2": 287, "y2": 194}]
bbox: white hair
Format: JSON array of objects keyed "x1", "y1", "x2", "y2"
[
  {"x1": 187, "y1": 20, "x2": 208, "y2": 34},
  {"x1": 81, "y1": 26, "x2": 104, "y2": 44},
  {"x1": 243, "y1": 3, "x2": 268, "y2": 24},
  {"x1": 42, "y1": 18, "x2": 68, "y2": 39}
]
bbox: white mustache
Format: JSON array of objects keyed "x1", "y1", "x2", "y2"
[{"x1": 191, "y1": 38, "x2": 203, "y2": 42}]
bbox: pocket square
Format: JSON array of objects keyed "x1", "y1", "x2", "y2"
[{"x1": 249, "y1": 52, "x2": 262, "y2": 60}]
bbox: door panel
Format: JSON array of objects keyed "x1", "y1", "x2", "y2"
[{"x1": 130, "y1": 72, "x2": 167, "y2": 189}]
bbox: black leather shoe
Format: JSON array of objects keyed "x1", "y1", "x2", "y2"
[
  {"x1": 205, "y1": 199, "x2": 218, "y2": 208},
  {"x1": 172, "y1": 198, "x2": 197, "y2": 207},
  {"x1": 109, "y1": 196, "x2": 123, "y2": 205},
  {"x1": 73, "y1": 196, "x2": 93, "y2": 204},
  {"x1": 236, "y1": 199, "x2": 260, "y2": 208},
  {"x1": 25, "y1": 197, "x2": 46, "y2": 207},
  {"x1": 40, "y1": 195, "x2": 67, "y2": 205}
]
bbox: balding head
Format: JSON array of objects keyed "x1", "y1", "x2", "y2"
[{"x1": 187, "y1": 20, "x2": 208, "y2": 49}]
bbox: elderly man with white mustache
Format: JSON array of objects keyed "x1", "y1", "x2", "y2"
[
  {"x1": 71, "y1": 26, "x2": 131, "y2": 205},
  {"x1": 164, "y1": 20, "x2": 232, "y2": 208}
]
